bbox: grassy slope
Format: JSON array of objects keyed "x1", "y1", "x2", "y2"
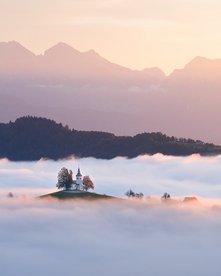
[{"x1": 39, "y1": 190, "x2": 115, "y2": 200}]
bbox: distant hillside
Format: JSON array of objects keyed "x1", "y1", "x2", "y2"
[{"x1": 0, "y1": 116, "x2": 221, "y2": 161}]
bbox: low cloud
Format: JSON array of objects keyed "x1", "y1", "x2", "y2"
[
  {"x1": 1, "y1": 155, "x2": 221, "y2": 275},
  {"x1": 0, "y1": 198, "x2": 221, "y2": 276},
  {"x1": 1, "y1": 154, "x2": 221, "y2": 198}
]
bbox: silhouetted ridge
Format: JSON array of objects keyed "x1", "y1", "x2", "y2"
[
  {"x1": 0, "y1": 116, "x2": 220, "y2": 161},
  {"x1": 44, "y1": 42, "x2": 81, "y2": 58},
  {"x1": 0, "y1": 41, "x2": 35, "y2": 58}
]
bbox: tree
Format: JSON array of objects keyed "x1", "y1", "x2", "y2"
[
  {"x1": 135, "y1": 192, "x2": 144, "y2": 199},
  {"x1": 83, "y1": 176, "x2": 94, "y2": 191},
  {"x1": 7, "y1": 192, "x2": 14, "y2": 198},
  {"x1": 125, "y1": 189, "x2": 135, "y2": 198},
  {"x1": 56, "y1": 167, "x2": 73, "y2": 190},
  {"x1": 126, "y1": 190, "x2": 144, "y2": 198},
  {"x1": 161, "y1": 192, "x2": 171, "y2": 200}
]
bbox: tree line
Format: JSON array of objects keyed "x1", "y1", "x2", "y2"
[{"x1": 0, "y1": 116, "x2": 220, "y2": 161}]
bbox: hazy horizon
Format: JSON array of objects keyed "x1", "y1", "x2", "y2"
[
  {"x1": 3, "y1": 39, "x2": 221, "y2": 76},
  {"x1": 1, "y1": 40, "x2": 221, "y2": 144},
  {"x1": 1, "y1": 39, "x2": 219, "y2": 75},
  {"x1": 2, "y1": 0, "x2": 221, "y2": 74}
]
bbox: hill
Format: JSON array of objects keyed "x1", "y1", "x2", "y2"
[
  {"x1": 40, "y1": 191, "x2": 115, "y2": 200},
  {"x1": 0, "y1": 116, "x2": 221, "y2": 161}
]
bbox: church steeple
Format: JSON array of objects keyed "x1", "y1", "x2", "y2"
[
  {"x1": 75, "y1": 167, "x2": 83, "y2": 190},
  {"x1": 76, "y1": 167, "x2": 82, "y2": 177}
]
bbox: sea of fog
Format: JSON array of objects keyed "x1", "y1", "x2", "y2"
[
  {"x1": 1, "y1": 154, "x2": 221, "y2": 276},
  {"x1": 1, "y1": 154, "x2": 221, "y2": 198}
]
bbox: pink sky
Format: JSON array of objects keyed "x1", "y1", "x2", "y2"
[{"x1": 1, "y1": 0, "x2": 221, "y2": 73}]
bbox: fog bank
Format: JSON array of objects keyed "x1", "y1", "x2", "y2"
[
  {"x1": 1, "y1": 155, "x2": 221, "y2": 275},
  {"x1": 0, "y1": 198, "x2": 221, "y2": 276},
  {"x1": 1, "y1": 154, "x2": 221, "y2": 198}
]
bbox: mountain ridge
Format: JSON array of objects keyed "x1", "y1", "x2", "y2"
[
  {"x1": 1, "y1": 41, "x2": 221, "y2": 143},
  {"x1": 2, "y1": 40, "x2": 221, "y2": 76},
  {"x1": 3, "y1": 40, "x2": 221, "y2": 80},
  {"x1": 0, "y1": 40, "x2": 165, "y2": 75}
]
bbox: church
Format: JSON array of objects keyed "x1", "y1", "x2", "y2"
[
  {"x1": 57, "y1": 166, "x2": 94, "y2": 192},
  {"x1": 72, "y1": 167, "x2": 83, "y2": 191}
]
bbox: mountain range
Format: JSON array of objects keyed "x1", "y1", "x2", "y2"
[{"x1": 0, "y1": 41, "x2": 221, "y2": 143}]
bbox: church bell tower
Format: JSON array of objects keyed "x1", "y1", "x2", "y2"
[{"x1": 76, "y1": 167, "x2": 83, "y2": 190}]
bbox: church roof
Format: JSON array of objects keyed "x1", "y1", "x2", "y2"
[{"x1": 76, "y1": 167, "x2": 82, "y2": 177}]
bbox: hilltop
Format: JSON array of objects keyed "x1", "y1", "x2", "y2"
[
  {"x1": 40, "y1": 190, "x2": 115, "y2": 200},
  {"x1": 0, "y1": 116, "x2": 221, "y2": 161}
]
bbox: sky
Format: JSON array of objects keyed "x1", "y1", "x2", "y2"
[{"x1": 1, "y1": 0, "x2": 221, "y2": 73}]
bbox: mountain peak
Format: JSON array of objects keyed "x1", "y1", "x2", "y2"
[
  {"x1": 84, "y1": 49, "x2": 99, "y2": 55},
  {"x1": 180, "y1": 56, "x2": 221, "y2": 76},
  {"x1": 0, "y1": 41, "x2": 35, "y2": 58},
  {"x1": 83, "y1": 49, "x2": 103, "y2": 61},
  {"x1": 187, "y1": 56, "x2": 211, "y2": 67},
  {"x1": 44, "y1": 42, "x2": 81, "y2": 57},
  {"x1": 0, "y1": 40, "x2": 24, "y2": 48},
  {"x1": 185, "y1": 56, "x2": 221, "y2": 70},
  {"x1": 53, "y1": 41, "x2": 77, "y2": 49}
]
